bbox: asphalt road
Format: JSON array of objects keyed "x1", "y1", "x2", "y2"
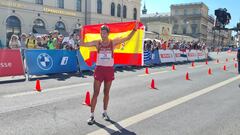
[{"x1": 0, "y1": 51, "x2": 239, "y2": 135}]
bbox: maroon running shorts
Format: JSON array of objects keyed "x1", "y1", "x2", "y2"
[{"x1": 94, "y1": 66, "x2": 115, "y2": 82}]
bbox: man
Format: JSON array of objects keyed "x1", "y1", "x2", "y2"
[
  {"x1": 80, "y1": 22, "x2": 139, "y2": 125},
  {"x1": 237, "y1": 48, "x2": 240, "y2": 74},
  {"x1": 20, "y1": 33, "x2": 27, "y2": 59}
]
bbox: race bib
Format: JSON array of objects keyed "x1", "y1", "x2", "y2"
[
  {"x1": 96, "y1": 50, "x2": 114, "y2": 67},
  {"x1": 99, "y1": 51, "x2": 112, "y2": 60}
]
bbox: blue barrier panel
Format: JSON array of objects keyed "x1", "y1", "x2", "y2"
[
  {"x1": 144, "y1": 50, "x2": 152, "y2": 65},
  {"x1": 77, "y1": 51, "x2": 96, "y2": 71},
  {"x1": 25, "y1": 50, "x2": 78, "y2": 75},
  {"x1": 152, "y1": 50, "x2": 160, "y2": 64}
]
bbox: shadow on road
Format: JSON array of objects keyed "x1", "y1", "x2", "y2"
[
  {"x1": 0, "y1": 78, "x2": 26, "y2": 84},
  {"x1": 94, "y1": 119, "x2": 136, "y2": 135}
]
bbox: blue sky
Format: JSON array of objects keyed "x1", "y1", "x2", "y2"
[{"x1": 141, "y1": 0, "x2": 240, "y2": 28}]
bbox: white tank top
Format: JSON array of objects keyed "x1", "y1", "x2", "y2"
[{"x1": 96, "y1": 40, "x2": 114, "y2": 67}]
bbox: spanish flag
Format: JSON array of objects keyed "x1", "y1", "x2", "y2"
[{"x1": 80, "y1": 21, "x2": 145, "y2": 66}]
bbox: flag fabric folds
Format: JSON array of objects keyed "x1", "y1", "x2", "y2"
[{"x1": 80, "y1": 21, "x2": 145, "y2": 66}]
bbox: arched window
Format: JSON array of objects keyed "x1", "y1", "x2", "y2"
[
  {"x1": 183, "y1": 26, "x2": 187, "y2": 34},
  {"x1": 133, "y1": 8, "x2": 137, "y2": 20},
  {"x1": 111, "y1": 2, "x2": 115, "y2": 16},
  {"x1": 55, "y1": 21, "x2": 66, "y2": 30},
  {"x1": 76, "y1": 0, "x2": 82, "y2": 12},
  {"x1": 123, "y1": 5, "x2": 127, "y2": 18},
  {"x1": 6, "y1": 16, "x2": 21, "y2": 28},
  {"x1": 33, "y1": 19, "x2": 45, "y2": 28},
  {"x1": 117, "y1": 4, "x2": 121, "y2": 17},
  {"x1": 74, "y1": 23, "x2": 81, "y2": 34},
  {"x1": 6, "y1": 16, "x2": 21, "y2": 46},
  {"x1": 33, "y1": 19, "x2": 48, "y2": 34},
  {"x1": 184, "y1": 9, "x2": 188, "y2": 15},
  {"x1": 97, "y1": 0, "x2": 102, "y2": 14}
]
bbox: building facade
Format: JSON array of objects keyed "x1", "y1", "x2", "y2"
[
  {"x1": 141, "y1": 12, "x2": 171, "y2": 29},
  {"x1": 171, "y1": 2, "x2": 209, "y2": 42},
  {"x1": 0, "y1": 0, "x2": 140, "y2": 47},
  {"x1": 141, "y1": 2, "x2": 209, "y2": 42},
  {"x1": 141, "y1": 2, "x2": 232, "y2": 47}
]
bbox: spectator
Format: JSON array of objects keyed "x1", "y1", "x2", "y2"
[
  {"x1": 73, "y1": 33, "x2": 80, "y2": 50},
  {"x1": 9, "y1": 34, "x2": 20, "y2": 49},
  {"x1": 19, "y1": 33, "x2": 27, "y2": 59},
  {"x1": 47, "y1": 30, "x2": 58, "y2": 50},
  {"x1": 36, "y1": 36, "x2": 45, "y2": 49},
  {"x1": 26, "y1": 33, "x2": 36, "y2": 49},
  {"x1": 52, "y1": 30, "x2": 59, "y2": 49},
  {"x1": 68, "y1": 34, "x2": 75, "y2": 50},
  {"x1": 47, "y1": 34, "x2": 55, "y2": 50},
  {"x1": 42, "y1": 35, "x2": 49, "y2": 49},
  {"x1": 57, "y1": 35, "x2": 64, "y2": 49},
  {"x1": 237, "y1": 49, "x2": 240, "y2": 74},
  {"x1": 0, "y1": 39, "x2": 2, "y2": 48},
  {"x1": 20, "y1": 33, "x2": 27, "y2": 49},
  {"x1": 152, "y1": 40, "x2": 158, "y2": 51},
  {"x1": 162, "y1": 41, "x2": 167, "y2": 50}
]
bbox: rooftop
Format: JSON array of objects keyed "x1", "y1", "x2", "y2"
[
  {"x1": 171, "y1": 2, "x2": 204, "y2": 6},
  {"x1": 171, "y1": 2, "x2": 208, "y2": 9},
  {"x1": 141, "y1": 12, "x2": 170, "y2": 18}
]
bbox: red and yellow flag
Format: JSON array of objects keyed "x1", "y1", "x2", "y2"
[{"x1": 80, "y1": 21, "x2": 145, "y2": 66}]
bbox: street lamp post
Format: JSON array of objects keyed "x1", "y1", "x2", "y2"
[
  {"x1": 84, "y1": 0, "x2": 87, "y2": 25},
  {"x1": 121, "y1": 0, "x2": 123, "y2": 22},
  {"x1": 182, "y1": 21, "x2": 189, "y2": 41}
]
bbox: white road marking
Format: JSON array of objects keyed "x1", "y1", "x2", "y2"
[
  {"x1": 87, "y1": 75, "x2": 240, "y2": 135},
  {"x1": 138, "y1": 71, "x2": 169, "y2": 77},
  {"x1": 3, "y1": 83, "x2": 90, "y2": 98}
]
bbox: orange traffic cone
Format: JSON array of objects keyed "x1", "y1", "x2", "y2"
[
  {"x1": 172, "y1": 64, "x2": 176, "y2": 70},
  {"x1": 150, "y1": 79, "x2": 156, "y2": 89},
  {"x1": 235, "y1": 63, "x2": 238, "y2": 68},
  {"x1": 223, "y1": 65, "x2": 227, "y2": 71},
  {"x1": 83, "y1": 91, "x2": 91, "y2": 106},
  {"x1": 192, "y1": 61, "x2": 195, "y2": 67},
  {"x1": 186, "y1": 72, "x2": 190, "y2": 80},
  {"x1": 145, "y1": 67, "x2": 149, "y2": 74},
  {"x1": 205, "y1": 60, "x2": 208, "y2": 65},
  {"x1": 208, "y1": 68, "x2": 212, "y2": 75},
  {"x1": 35, "y1": 79, "x2": 41, "y2": 92}
]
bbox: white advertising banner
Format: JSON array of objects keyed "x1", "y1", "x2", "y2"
[
  {"x1": 159, "y1": 50, "x2": 176, "y2": 63},
  {"x1": 187, "y1": 50, "x2": 198, "y2": 61},
  {"x1": 173, "y1": 50, "x2": 184, "y2": 62},
  {"x1": 197, "y1": 50, "x2": 206, "y2": 60}
]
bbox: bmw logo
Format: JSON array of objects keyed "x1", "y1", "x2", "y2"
[{"x1": 37, "y1": 53, "x2": 53, "y2": 70}]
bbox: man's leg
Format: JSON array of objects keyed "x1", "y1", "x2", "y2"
[
  {"x1": 91, "y1": 79, "x2": 102, "y2": 113},
  {"x1": 102, "y1": 80, "x2": 112, "y2": 121},
  {"x1": 87, "y1": 79, "x2": 102, "y2": 125},
  {"x1": 103, "y1": 81, "x2": 112, "y2": 111}
]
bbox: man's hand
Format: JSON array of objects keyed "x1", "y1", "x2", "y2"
[{"x1": 134, "y1": 21, "x2": 139, "y2": 31}]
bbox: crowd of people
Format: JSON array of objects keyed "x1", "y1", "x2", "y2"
[
  {"x1": 8, "y1": 30, "x2": 80, "y2": 51},
  {"x1": 144, "y1": 38, "x2": 207, "y2": 52}
]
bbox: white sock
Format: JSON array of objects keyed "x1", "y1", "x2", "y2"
[
  {"x1": 90, "y1": 112, "x2": 94, "y2": 117},
  {"x1": 103, "y1": 110, "x2": 107, "y2": 114}
]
